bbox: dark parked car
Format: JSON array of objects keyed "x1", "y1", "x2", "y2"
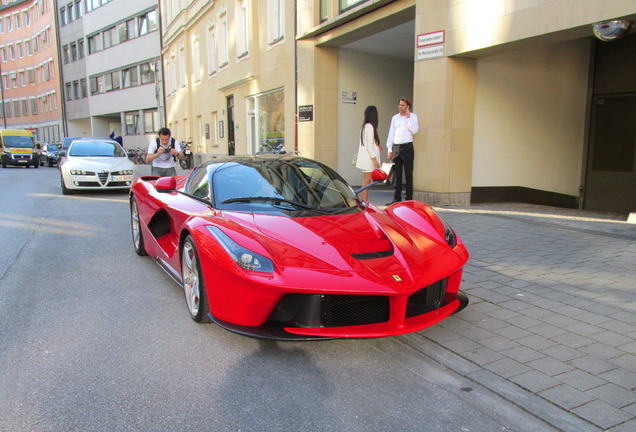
[{"x1": 40, "y1": 143, "x2": 60, "y2": 167}]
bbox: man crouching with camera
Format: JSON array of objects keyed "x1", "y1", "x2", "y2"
[{"x1": 146, "y1": 127, "x2": 185, "y2": 177}]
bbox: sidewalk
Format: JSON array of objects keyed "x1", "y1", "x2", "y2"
[{"x1": 366, "y1": 188, "x2": 636, "y2": 431}]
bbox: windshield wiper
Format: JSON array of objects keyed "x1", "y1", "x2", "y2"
[{"x1": 222, "y1": 196, "x2": 314, "y2": 210}]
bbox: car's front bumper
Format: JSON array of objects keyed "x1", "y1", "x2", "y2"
[{"x1": 64, "y1": 172, "x2": 134, "y2": 190}]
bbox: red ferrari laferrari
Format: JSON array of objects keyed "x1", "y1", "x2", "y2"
[{"x1": 129, "y1": 156, "x2": 469, "y2": 339}]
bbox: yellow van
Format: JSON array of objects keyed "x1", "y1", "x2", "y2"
[{"x1": 0, "y1": 129, "x2": 39, "y2": 168}]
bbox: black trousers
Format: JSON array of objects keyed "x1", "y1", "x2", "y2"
[{"x1": 392, "y1": 142, "x2": 414, "y2": 201}]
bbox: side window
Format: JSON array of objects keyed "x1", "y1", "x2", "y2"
[{"x1": 188, "y1": 167, "x2": 210, "y2": 200}]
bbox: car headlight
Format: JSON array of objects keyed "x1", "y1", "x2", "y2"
[
  {"x1": 206, "y1": 226, "x2": 274, "y2": 272},
  {"x1": 432, "y1": 209, "x2": 457, "y2": 248},
  {"x1": 70, "y1": 170, "x2": 90, "y2": 175},
  {"x1": 122, "y1": 170, "x2": 134, "y2": 175}
]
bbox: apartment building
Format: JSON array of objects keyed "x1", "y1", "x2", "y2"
[
  {"x1": 295, "y1": 0, "x2": 636, "y2": 214},
  {"x1": 0, "y1": 0, "x2": 62, "y2": 145},
  {"x1": 161, "y1": 0, "x2": 294, "y2": 159},
  {"x1": 56, "y1": 0, "x2": 162, "y2": 148}
]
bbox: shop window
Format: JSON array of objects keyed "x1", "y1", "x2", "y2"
[{"x1": 247, "y1": 89, "x2": 285, "y2": 154}]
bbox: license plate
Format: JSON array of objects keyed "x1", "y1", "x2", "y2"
[
  {"x1": 111, "y1": 175, "x2": 131, "y2": 181},
  {"x1": 184, "y1": 149, "x2": 191, "y2": 154}
]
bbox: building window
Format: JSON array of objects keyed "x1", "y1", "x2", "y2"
[
  {"x1": 178, "y1": 45, "x2": 186, "y2": 88},
  {"x1": 25, "y1": 39, "x2": 32, "y2": 56},
  {"x1": 207, "y1": 25, "x2": 216, "y2": 75},
  {"x1": 63, "y1": 45, "x2": 70, "y2": 63},
  {"x1": 70, "y1": 42, "x2": 77, "y2": 61},
  {"x1": 122, "y1": 66, "x2": 139, "y2": 88},
  {"x1": 192, "y1": 37, "x2": 201, "y2": 82},
  {"x1": 65, "y1": 82, "x2": 73, "y2": 101},
  {"x1": 236, "y1": 0, "x2": 249, "y2": 57},
  {"x1": 340, "y1": 0, "x2": 366, "y2": 12},
  {"x1": 218, "y1": 11, "x2": 228, "y2": 67},
  {"x1": 88, "y1": 33, "x2": 102, "y2": 54},
  {"x1": 144, "y1": 109, "x2": 159, "y2": 133},
  {"x1": 125, "y1": 111, "x2": 140, "y2": 135},
  {"x1": 27, "y1": 69, "x2": 34, "y2": 84},
  {"x1": 73, "y1": 81, "x2": 80, "y2": 99},
  {"x1": 19, "y1": 70, "x2": 25, "y2": 86},
  {"x1": 78, "y1": 38, "x2": 84, "y2": 58},
  {"x1": 24, "y1": 11, "x2": 30, "y2": 27},
  {"x1": 140, "y1": 62, "x2": 154, "y2": 84},
  {"x1": 268, "y1": 0, "x2": 284, "y2": 44},
  {"x1": 102, "y1": 26, "x2": 117, "y2": 49},
  {"x1": 21, "y1": 99, "x2": 28, "y2": 115},
  {"x1": 138, "y1": 9, "x2": 158, "y2": 36},
  {"x1": 30, "y1": 97, "x2": 37, "y2": 114}
]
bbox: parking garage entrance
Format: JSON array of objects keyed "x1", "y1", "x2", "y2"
[{"x1": 585, "y1": 34, "x2": 636, "y2": 213}]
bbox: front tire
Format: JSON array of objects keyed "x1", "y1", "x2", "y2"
[
  {"x1": 130, "y1": 197, "x2": 147, "y2": 256},
  {"x1": 61, "y1": 174, "x2": 73, "y2": 195},
  {"x1": 181, "y1": 235, "x2": 210, "y2": 322}
]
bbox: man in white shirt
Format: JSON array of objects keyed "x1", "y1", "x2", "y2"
[
  {"x1": 146, "y1": 127, "x2": 185, "y2": 177},
  {"x1": 386, "y1": 98, "x2": 419, "y2": 204}
]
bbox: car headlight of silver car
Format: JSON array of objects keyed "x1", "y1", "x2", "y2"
[
  {"x1": 120, "y1": 170, "x2": 134, "y2": 175},
  {"x1": 206, "y1": 226, "x2": 274, "y2": 272},
  {"x1": 70, "y1": 170, "x2": 92, "y2": 175}
]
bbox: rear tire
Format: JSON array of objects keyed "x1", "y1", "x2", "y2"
[
  {"x1": 181, "y1": 235, "x2": 210, "y2": 322},
  {"x1": 130, "y1": 197, "x2": 147, "y2": 256}
]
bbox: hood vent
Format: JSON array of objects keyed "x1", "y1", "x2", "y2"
[{"x1": 351, "y1": 250, "x2": 394, "y2": 260}]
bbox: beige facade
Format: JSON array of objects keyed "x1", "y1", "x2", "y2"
[
  {"x1": 296, "y1": 0, "x2": 636, "y2": 213},
  {"x1": 161, "y1": 0, "x2": 295, "y2": 160}
]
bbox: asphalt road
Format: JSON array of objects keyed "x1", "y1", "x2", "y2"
[{"x1": 0, "y1": 165, "x2": 557, "y2": 432}]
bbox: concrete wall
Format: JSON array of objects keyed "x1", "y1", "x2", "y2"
[
  {"x1": 472, "y1": 39, "x2": 590, "y2": 196},
  {"x1": 67, "y1": 118, "x2": 91, "y2": 138},
  {"x1": 336, "y1": 49, "x2": 413, "y2": 184}
]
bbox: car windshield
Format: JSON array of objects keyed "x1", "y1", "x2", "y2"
[
  {"x1": 69, "y1": 141, "x2": 126, "y2": 157},
  {"x1": 63, "y1": 137, "x2": 80, "y2": 149},
  {"x1": 213, "y1": 159, "x2": 358, "y2": 213},
  {"x1": 3, "y1": 136, "x2": 34, "y2": 148}
]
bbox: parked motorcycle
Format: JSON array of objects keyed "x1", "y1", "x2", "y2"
[{"x1": 180, "y1": 141, "x2": 193, "y2": 169}]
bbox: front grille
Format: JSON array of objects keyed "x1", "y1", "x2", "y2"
[
  {"x1": 406, "y1": 279, "x2": 447, "y2": 318},
  {"x1": 13, "y1": 154, "x2": 31, "y2": 160},
  {"x1": 270, "y1": 294, "x2": 390, "y2": 327},
  {"x1": 97, "y1": 172, "x2": 109, "y2": 184},
  {"x1": 77, "y1": 181, "x2": 101, "y2": 187},
  {"x1": 107, "y1": 181, "x2": 128, "y2": 187}
]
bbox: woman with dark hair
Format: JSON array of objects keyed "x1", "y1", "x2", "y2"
[{"x1": 355, "y1": 105, "x2": 381, "y2": 201}]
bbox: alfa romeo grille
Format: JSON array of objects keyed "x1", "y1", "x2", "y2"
[{"x1": 98, "y1": 172, "x2": 109, "y2": 184}]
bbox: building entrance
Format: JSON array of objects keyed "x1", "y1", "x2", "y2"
[
  {"x1": 585, "y1": 94, "x2": 636, "y2": 213},
  {"x1": 585, "y1": 34, "x2": 636, "y2": 213}
]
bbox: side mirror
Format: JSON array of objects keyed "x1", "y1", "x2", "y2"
[
  {"x1": 155, "y1": 176, "x2": 177, "y2": 192},
  {"x1": 58, "y1": 150, "x2": 66, "y2": 157},
  {"x1": 371, "y1": 168, "x2": 388, "y2": 182},
  {"x1": 354, "y1": 169, "x2": 389, "y2": 197}
]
